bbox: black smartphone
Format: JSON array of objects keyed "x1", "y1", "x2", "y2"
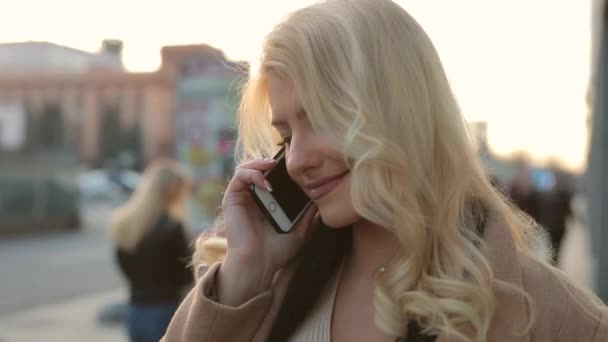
[{"x1": 248, "y1": 147, "x2": 312, "y2": 233}]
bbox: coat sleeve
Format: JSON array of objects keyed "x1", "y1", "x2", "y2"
[
  {"x1": 161, "y1": 262, "x2": 275, "y2": 342},
  {"x1": 550, "y1": 278, "x2": 608, "y2": 342},
  {"x1": 592, "y1": 308, "x2": 608, "y2": 342}
]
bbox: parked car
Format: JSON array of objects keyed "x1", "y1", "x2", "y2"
[
  {"x1": 78, "y1": 169, "x2": 141, "y2": 204},
  {"x1": 0, "y1": 161, "x2": 81, "y2": 235}
]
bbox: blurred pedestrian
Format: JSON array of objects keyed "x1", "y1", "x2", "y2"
[
  {"x1": 110, "y1": 159, "x2": 194, "y2": 342},
  {"x1": 508, "y1": 160, "x2": 541, "y2": 223},
  {"x1": 163, "y1": 1, "x2": 608, "y2": 341},
  {"x1": 538, "y1": 166, "x2": 574, "y2": 265}
]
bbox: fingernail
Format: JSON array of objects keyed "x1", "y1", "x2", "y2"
[
  {"x1": 265, "y1": 158, "x2": 276, "y2": 163},
  {"x1": 264, "y1": 180, "x2": 273, "y2": 192}
]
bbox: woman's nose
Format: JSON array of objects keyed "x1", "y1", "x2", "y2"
[{"x1": 285, "y1": 135, "x2": 320, "y2": 178}]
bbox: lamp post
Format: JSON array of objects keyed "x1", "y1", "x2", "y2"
[{"x1": 588, "y1": 0, "x2": 608, "y2": 302}]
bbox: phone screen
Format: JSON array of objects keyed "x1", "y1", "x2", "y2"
[{"x1": 265, "y1": 156, "x2": 310, "y2": 220}]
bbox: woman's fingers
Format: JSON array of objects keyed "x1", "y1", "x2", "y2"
[
  {"x1": 235, "y1": 159, "x2": 276, "y2": 172},
  {"x1": 225, "y1": 159, "x2": 276, "y2": 194},
  {"x1": 225, "y1": 168, "x2": 265, "y2": 194}
]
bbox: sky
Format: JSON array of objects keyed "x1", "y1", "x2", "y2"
[{"x1": 0, "y1": 0, "x2": 595, "y2": 171}]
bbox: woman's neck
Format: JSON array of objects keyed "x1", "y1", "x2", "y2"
[{"x1": 346, "y1": 220, "x2": 399, "y2": 279}]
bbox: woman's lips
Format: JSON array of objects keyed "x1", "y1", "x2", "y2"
[{"x1": 305, "y1": 172, "x2": 348, "y2": 200}]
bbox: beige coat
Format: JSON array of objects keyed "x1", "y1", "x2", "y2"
[{"x1": 162, "y1": 220, "x2": 608, "y2": 341}]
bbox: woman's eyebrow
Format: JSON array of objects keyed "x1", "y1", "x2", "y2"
[{"x1": 271, "y1": 108, "x2": 306, "y2": 127}]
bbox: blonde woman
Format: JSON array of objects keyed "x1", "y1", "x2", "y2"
[
  {"x1": 163, "y1": 1, "x2": 608, "y2": 341},
  {"x1": 110, "y1": 159, "x2": 193, "y2": 342}
]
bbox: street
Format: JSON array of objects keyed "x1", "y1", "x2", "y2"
[{"x1": 0, "y1": 202, "x2": 123, "y2": 317}]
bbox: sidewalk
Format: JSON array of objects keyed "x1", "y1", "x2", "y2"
[
  {"x1": 559, "y1": 219, "x2": 596, "y2": 291},
  {"x1": 0, "y1": 289, "x2": 127, "y2": 342}
]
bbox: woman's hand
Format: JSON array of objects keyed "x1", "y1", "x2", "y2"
[{"x1": 217, "y1": 159, "x2": 317, "y2": 305}]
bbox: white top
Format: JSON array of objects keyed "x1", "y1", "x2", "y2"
[{"x1": 289, "y1": 263, "x2": 343, "y2": 341}]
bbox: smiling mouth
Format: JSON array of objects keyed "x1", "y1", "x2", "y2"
[{"x1": 305, "y1": 171, "x2": 349, "y2": 200}]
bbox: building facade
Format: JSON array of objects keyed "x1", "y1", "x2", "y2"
[{"x1": 0, "y1": 40, "x2": 246, "y2": 169}]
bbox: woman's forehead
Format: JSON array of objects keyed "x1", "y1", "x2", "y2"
[{"x1": 267, "y1": 75, "x2": 302, "y2": 122}]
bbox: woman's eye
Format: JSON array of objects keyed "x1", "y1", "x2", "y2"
[{"x1": 277, "y1": 136, "x2": 292, "y2": 147}]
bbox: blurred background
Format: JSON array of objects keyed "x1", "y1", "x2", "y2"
[{"x1": 0, "y1": 0, "x2": 606, "y2": 341}]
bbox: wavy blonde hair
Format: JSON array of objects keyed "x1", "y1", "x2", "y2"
[
  {"x1": 197, "y1": 0, "x2": 539, "y2": 340},
  {"x1": 110, "y1": 159, "x2": 188, "y2": 252}
]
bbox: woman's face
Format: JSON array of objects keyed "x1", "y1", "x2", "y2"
[{"x1": 267, "y1": 74, "x2": 360, "y2": 228}]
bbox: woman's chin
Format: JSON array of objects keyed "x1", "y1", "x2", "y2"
[{"x1": 318, "y1": 209, "x2": 361, "y2": 228}]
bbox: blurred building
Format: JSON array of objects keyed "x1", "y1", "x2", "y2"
[
  {"x1": 468, "y1": 121, "x2": 489, "y2": 155},
  {"x1": 0, "y1": 39, "x2": 123, "y2": 74},
  {"x1": 0, "y1": 40, "x2": 246, "y2": 169}
]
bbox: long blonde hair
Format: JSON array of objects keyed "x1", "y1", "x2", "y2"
[
  {"x1": 197, "y1": 0, "x2": 538, "y2": 340},
  {"x1": 110, "y1": 159, "x2": 188, "y2": 252}
]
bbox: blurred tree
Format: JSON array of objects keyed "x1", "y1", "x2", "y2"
[
  {"x1": 99, "y1": 104, "x2": 142, "y2": 170},
  {"x1": 100, "y1": 104, "x2": 122, "y2": 165},
  {"x1": 120, "y1": 122, "x2": 142, "y2": 170},
  {"x1": 23, "y1": 105, "x2": 39, "y2": 153},
  {"x1": 38, "y1": 103, "x2": 64, "y2": 152}
]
